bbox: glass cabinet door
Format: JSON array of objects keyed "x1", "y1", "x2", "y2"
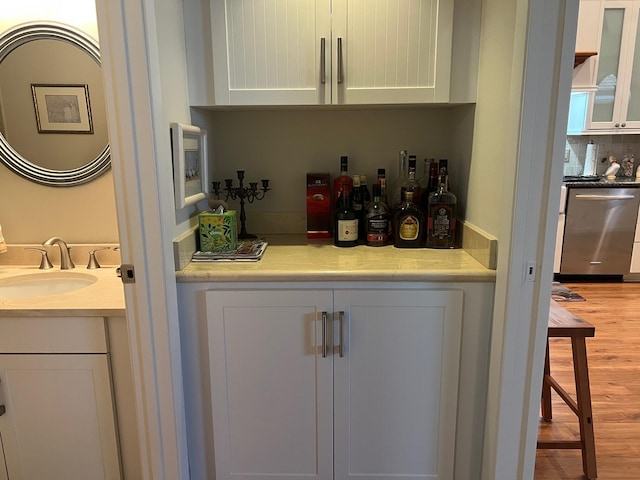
[
  {"x1": 624, "y1": 5, "x2": 640, "y2": 126},
  {"x1": 589, "y1": 2, "x2": 640, "y2": 130},
  {"x1": 590, "y1": 7, "x2": 626, "y2": 127}
]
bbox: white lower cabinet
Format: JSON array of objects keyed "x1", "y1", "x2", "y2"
[
  {"x1": 206, "y1": 288, "x2": 463, "y2": 480},
  {"x1": 0, "y1": 316, "x2": 123, "y2": 480}
]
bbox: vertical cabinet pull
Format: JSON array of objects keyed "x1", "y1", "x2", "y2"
[
  {"x1": 0, "y1": 405, "x2": 5, "y2": 417},
  {"x1": 338, "y1": 311, "x2": 345, "y2": 357},
  {"x1": 320, "y1": 38, "x2": 326, "y2": 84},
  {"x1": 337, "y1": 37, "x2": 344, "y2": 84},
  {"x1": 321, "y1": 311, "x2": 328, "y2": 358}
]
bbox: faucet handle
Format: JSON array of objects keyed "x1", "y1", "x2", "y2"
[
  {"x1": 87, "y1": 247, "x2": 109, "y2": 269},
  {"x1": 25, "y1": 248, "x2": 54, "y2": 270}
]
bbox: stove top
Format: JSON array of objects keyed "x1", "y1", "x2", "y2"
[{"x1": 563, "y1": 175, "x2": 601, "y2": 183}]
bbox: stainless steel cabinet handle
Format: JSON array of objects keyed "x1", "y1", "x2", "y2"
[
  {"x1": 337, "y1": 37, "x2": 344, "y2": 84},
  {"x1": 0, "y1": 405, "x2": 5, "y2": 417},
  {"x1": 575, "y1": 194, "x2": 636, "y2": 200},
  {"x1": 320, "y1": 37, "x2": 326, "y2": 84},
  {"x1": 322, "y1": 311, "x2": 328, "y2": 358},
  {"x1": 338, "y1": 311, "x2": 345, "y2": 357}
]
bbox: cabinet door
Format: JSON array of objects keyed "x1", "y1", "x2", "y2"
[
  {"x1": 332, "y1": 0, "x2": 453, "y2": 104},
  {"x1": 206, "y1": 290, "x2": 334, "y2": 480},
  {"x1": 0, "y1": 428, "x2": 7, "y2": 480},
  {"x1": 622, "y1": 3, "x2": 640, "y2": 128},
  {"x1": 588, "y1": 1, "x2": 640, "y2": 130},
  {"x1": 333, "y1": 290, "x2": 462, "y2": 480},
  {"x1": 572, "y1": 0, "x2": 604, "y2": 90},
  {"x1": 0, "y1": 354, "x2": 121, "y2": 480},
  {"x1": 211, "y1": 0, "x2": 332, "y2": 105}
]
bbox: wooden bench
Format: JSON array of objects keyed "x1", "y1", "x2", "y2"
[{"x1": 537, "y1": 300, "x2": 597, "y2": 480}]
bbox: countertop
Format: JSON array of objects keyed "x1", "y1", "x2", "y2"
[
  {"x1": 176, "y1": 242, "x2": 496, "y2": 283},
  {"x1": 563, "y1": 177, "x2": 640, "y2": 188},
  {"x1": 0, "y1": 265, "x2": 126, "y2": 317}
]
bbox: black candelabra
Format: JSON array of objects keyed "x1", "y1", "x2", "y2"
[{"x1": 212, "y1": 170, "x2": 270, "y2": 239}]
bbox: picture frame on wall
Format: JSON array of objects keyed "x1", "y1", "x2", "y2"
[
  {"x1": 31, "y1": 84, "x2": 93, "y2": 133},
  {"x1": 171, "y1": 122, "x2": 209, "y2": 209}
]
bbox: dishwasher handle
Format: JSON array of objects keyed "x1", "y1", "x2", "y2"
[{"x1": 575, "y1": 194, "x2": 636, "y2": 200}]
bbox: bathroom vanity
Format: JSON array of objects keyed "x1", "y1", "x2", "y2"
[{"x1": 0, "y1": 266, "x2": 136, "y2": 480}]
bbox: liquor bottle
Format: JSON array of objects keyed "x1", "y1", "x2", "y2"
[
  {"x1": 392, "y1": 149, "x2": 409, "y2": 207},
  {"x1": 351, "y1": 175, "x2": 365, "y2": 241},
  {"x1": 426, "y1": 167, "x2": 457, "y2": 248},
  {"x1": 400, "y1": 155, "x2": 422, "y2": 207},
  {"x1": 334, "y1": 184, "x2": 359, "y2": 247},
  {"x1": 365, "y1": 184, "x2": 390, "y2": 246},
  {"x1": 360, "y1": 174, "x2": 371, "y2": 204},
  {"x1": 393, "y1": 191, "x2": 424, "y2": 248},
  {"x1": 333, "y1": 156, "x2": 353, "y2": 206},
  {"x1": 421, "y1": 160, "x2": 439, "y2": 211},
  {"x1": 377, "y1": 168, "x2": 388, "y2": 206}
]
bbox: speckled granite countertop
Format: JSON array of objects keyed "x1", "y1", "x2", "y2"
[
  {"x1": 0, "y1": 265, "x2": 125, "y2": 317},
  {"x1": 176, "y1": 243, "x2": 496, "y2": 283},
  {"x1": 563, "y1": 177, "x2": 640, "y2": 187}
]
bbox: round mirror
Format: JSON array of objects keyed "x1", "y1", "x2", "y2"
[{"x1": 0, "y1": 22, "x2": 110, "y2": 186}]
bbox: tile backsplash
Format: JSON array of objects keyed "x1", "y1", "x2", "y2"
[{"x1": 565, "y1": 135, "x2": 640, "y2": 177}]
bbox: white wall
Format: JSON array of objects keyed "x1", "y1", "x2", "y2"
[{"x1": 0, "y1": 0, "x2": 118, "y2": 244}]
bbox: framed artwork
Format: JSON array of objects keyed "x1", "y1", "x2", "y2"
[
  {"x1": 31, "y1": 84, "x2": 93, "y2": 133},
  {"x1": 171, "y1": 122, "x2": 209, "y2": 208}
]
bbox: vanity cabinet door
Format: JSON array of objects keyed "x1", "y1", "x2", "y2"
[
  {"x1": 333, "y1": 290, "x2": 463, "y2": 480},
  {"x1": 0, "y1": 354, "x2": 121, "y2": 480},
  {"x1": 206, "y1": 290, "x2": 334, "y2": 480}
]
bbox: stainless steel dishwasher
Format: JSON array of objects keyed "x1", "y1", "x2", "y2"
[{"x1": 561, "y1": 187, "x2": 640, "y2": 275}]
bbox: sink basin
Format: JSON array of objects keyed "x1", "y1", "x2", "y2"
[{"x1": 0, "y1": 272, "x2": 98, "y2": 300}]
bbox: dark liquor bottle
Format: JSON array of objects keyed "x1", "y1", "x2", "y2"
[
  {"x1": 426, "y1": 168, "x2": 457, "y2": 248},
  {"x1": 400, "y1": 155, "x2": 422, "y2": 207},
  {"x1": 334, "y1": 185, "x2": 359, "y2": 247},
  {"x1": 360, "y1": 174, "x2": 371, "y2": 204},
  {"x1": 365, "y1": 184, "x2": 390, "y2": 247},
  {"x1": 421, "y1": 160, "x2": 439, "y2": 211},
  {"x1": 392, "y1": 149, "x2": 409, "y2": 207},
  {"x1": 377, "y1": 168, "x2": 388, "y2": 206},
  {"x1": 393, "y1": 191, "x2": 424, "y2": 248},
  {"x1": 333, "y1": 156, "x2": 353, "y2": 206},
  {"x1": 351, "y1": 175, "x2": 365, "y2": 241}
]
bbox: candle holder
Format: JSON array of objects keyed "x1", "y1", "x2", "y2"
[{"x1": 212, "y1": 171, "x2": 270, "y2": 239}]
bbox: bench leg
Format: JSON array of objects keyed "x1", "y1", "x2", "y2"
[
  {"x1": 572, "y1": 337, "x2": 597, "y2": 480},
  {"x1": 541, "y1": 339, "x2": 552, "y2": 420}
]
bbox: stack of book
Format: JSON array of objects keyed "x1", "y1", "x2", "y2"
[{"x1": 192, "y1": 240, "x2": 268, "y2": 262}]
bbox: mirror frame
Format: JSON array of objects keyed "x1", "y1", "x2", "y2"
[{"x1": 0, "y1": 22, "x2": 110, "y2": 187}]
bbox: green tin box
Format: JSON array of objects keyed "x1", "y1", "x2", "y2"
[{"x1": 199, "y1": 210, "x2": 238, "y2": 252}]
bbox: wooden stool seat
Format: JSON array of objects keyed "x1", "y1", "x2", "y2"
[{"x1": 537, "y1": 300, "x2": 597, "y2": 479}]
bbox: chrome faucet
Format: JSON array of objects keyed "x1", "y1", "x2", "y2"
[{"x1": 43, "y1": 237, "x2": 75, "y2": 269}]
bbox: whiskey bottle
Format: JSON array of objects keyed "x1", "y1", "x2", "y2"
[
  {"x1": 400, "y1": 155, "x2": 422, "y2": 207},
  {"x1": 393, "y1": 191, "x2": 424, "y2": 248},
  {"x1": 426, "y1": 168, "x2": 457, "y2": 248},
  {"x1": 365, "y1": 184, "x2": 390, "y2": 247},
  {"x1": 334, "y1": 184, "x2": 359, "y2": 247}
]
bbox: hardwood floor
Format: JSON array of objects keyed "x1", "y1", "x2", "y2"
[{"x1": 535, "y1": 281, "x2": 640, "y2": 480}]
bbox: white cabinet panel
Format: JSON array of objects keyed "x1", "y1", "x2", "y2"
[
  {"x1": 206, "y1": 288, "x2": 461, "y2": 480},
  {"x1": 0, "y1": 354, "x2": 121, "y2": 480},
  {"x1": 573, "y1": 0, "x2": 604, "y2": 90},
  {"x1": 207, "y1": 290, "x2": 334, "y2": 480},
  {"x1": 630, "y1": 242, "x2": 640, "y2": 272},
  {"x1": 333, "y1": 290, "x2": 461, "y2": 480},
  {"x1": 207, "y1": 0, "x2": 458, "y2": 105}
]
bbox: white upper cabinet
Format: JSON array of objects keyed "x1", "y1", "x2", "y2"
[
  {"x1": 193, "y1": 0, "x2": 473, "y2": 106},
  {"x1": 572, "y1": 0, "x2": 604, "y2": 90},
  {"x1": 587, "y1": 0, "x2": 640, "y2": 131}
]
